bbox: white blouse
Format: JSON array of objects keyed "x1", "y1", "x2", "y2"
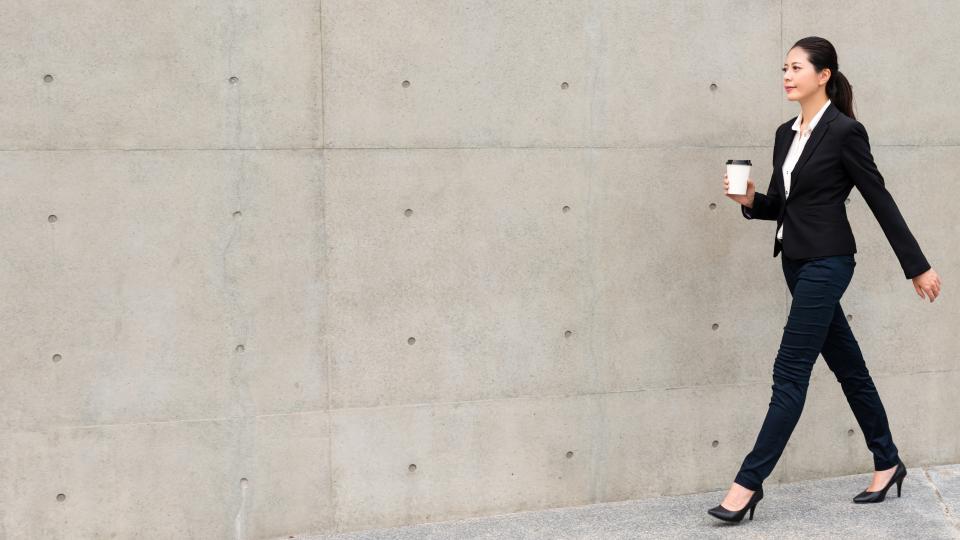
[{"x1": 778, "y1": 99, "x2": 832, "y2": 241}]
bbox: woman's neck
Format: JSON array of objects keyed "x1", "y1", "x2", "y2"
[{"x1": 799, "y1": 95, "x2": 830, "y2": 130}]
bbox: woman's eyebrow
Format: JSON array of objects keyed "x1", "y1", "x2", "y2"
[{"x1": 783, "y1": 62, "x2": 801, "y2": 66}]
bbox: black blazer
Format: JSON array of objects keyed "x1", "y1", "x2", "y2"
[{"x1": 741, "y1": 101, "x2": 930, "y2": 280}]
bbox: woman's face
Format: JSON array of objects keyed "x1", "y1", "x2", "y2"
[{"x1": 782, "y1": 48, "x2": 830, "y2": 102}]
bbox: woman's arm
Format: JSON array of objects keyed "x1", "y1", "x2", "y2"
[
  {"x1": 840, "y1": 120, "x2": 930, "y2": 279},
  {"x1": 741, "y1": 175, "x2": 783, "y2": 220},
  {"x1": 742, "y1": 126, "x2": 785, "y2": 221}
]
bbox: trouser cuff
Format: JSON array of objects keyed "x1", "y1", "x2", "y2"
[
  {"x1": 733, "y1": 473, "x2": 762, "y2": 491},
  {"x1": 874, "y1": 455, "x2": 901, "y2": 470}
]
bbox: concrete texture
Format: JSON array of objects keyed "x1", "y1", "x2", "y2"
[
  {"x1": 287, "y1": 463, "x2": 960, "y2": 539},
  {"x1": 1, "y1": 0, "x2": 957, "y2": 538}
]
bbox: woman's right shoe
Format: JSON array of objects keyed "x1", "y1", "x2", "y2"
[
  {"x1": 853, "y1": 459, "x2": 907, "y2": 503},
  {"x1": 707, "y1": 487, "x2": 763, "y2": 523}
]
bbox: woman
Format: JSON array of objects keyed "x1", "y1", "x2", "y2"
[{"x1": 710, "y1": 36, "x2": 942, "y2": 523}]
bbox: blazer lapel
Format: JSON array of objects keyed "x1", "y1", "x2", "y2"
[
  {"x1": 773, "y1": 124, "x2": 794, "y2": 198},
  {"x1": 787, "y1": 102, "x2": 841, "y2": 194},
  {"x1": 774, "y1": 124, "x2": 793, "y2": 169}
]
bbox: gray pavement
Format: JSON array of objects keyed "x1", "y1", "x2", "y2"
[{"x1": 286, "y1": 463, "x2": 960, "y2": 540}]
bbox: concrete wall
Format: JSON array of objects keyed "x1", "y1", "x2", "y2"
[{"x1": 1, "y1": 1, "x2": 956, "y2": 538}]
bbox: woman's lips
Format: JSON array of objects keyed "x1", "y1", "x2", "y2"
[{"x1": 785, "y1": 87, "x2": 796, "y2": 91}]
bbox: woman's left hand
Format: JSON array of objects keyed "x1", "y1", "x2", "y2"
[{"x1": 912, "y1": 268, "x2": 941, "y2": 302}]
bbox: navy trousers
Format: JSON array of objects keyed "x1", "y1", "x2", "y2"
[{"x1": 734, "y1": 253, "x2": 901, "y2": 491}]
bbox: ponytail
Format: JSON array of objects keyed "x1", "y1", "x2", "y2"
[{"x1": 827, "y1": 69, "x2": 856, "y2": 120}]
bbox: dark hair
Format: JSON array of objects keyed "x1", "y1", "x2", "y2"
[{"x1": 789, "y1": 36, "x2": 856, "y2": 120}]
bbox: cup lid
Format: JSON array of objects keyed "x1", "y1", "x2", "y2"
[{"x1": 726, "y1": 159, "x2": 752, "y2": 165}]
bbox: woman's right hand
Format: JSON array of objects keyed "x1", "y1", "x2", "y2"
[{"x1": 724, "y1": 173, "x2": 756, "y2": 207}]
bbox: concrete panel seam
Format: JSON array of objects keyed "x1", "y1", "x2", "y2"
[
  {"x1": 3, "y1": 143, "x2": 958, "y2": 152},
  {"x1": 921, "y1": 466, "x2": 960, "y2": 534}
]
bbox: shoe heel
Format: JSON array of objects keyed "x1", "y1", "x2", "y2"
[
  {"x1": 896, "y1": 477, "x2": 903, "y2": 497},
  {"x1": 749, "y1": 504, "x2": 756, "y2": 520}
]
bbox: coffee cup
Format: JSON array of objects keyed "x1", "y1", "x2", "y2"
[{"x1": 725, "y1": 159, "x2": 751, "y2": 195}]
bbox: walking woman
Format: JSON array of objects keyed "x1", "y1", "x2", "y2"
[{"x1": 709, "y1": 36, "x2": 942, "y2": 523}]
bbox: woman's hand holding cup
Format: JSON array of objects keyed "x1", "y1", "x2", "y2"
[{"x1": 724, "y1": 173, "x2": 755, "y2": 207}]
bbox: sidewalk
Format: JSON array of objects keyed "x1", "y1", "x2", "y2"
[{"x1": 287, "y1": 463, "x2": 960, "y2": 540}]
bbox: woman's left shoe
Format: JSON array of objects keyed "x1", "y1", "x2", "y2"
[
  {"x1": 853, "y1": 459, "x2": 907, "y2": 503},
  {"x1": 707, "y1": 486, "x2": 763, "y2": 523}
]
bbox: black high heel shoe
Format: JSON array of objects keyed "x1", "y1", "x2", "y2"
[
  {"x1": 707, "y1": 486, "x2": 763, "y2": 523},
  {"x1": 853, "y1": 459, "x2": 907, "y2": 503}
]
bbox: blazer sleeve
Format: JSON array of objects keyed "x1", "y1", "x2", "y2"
[
  {"x1": 741, "y1": 127, "x2": 784, "y2": 221},
  {"x1": 841, "y1": 120, "x2": 931, "y2": 280}
]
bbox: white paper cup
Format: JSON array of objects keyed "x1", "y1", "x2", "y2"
[{"x1": 726, "y1": 159, "x2": 751, "y2": 195}]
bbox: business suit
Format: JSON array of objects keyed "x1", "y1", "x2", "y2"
[
  {"x1": 733, "y1": 102, "x2": 915, "y2": 491},
  {"x1": 741, "y1": 101, "x2": 930, "y2": 280}
]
